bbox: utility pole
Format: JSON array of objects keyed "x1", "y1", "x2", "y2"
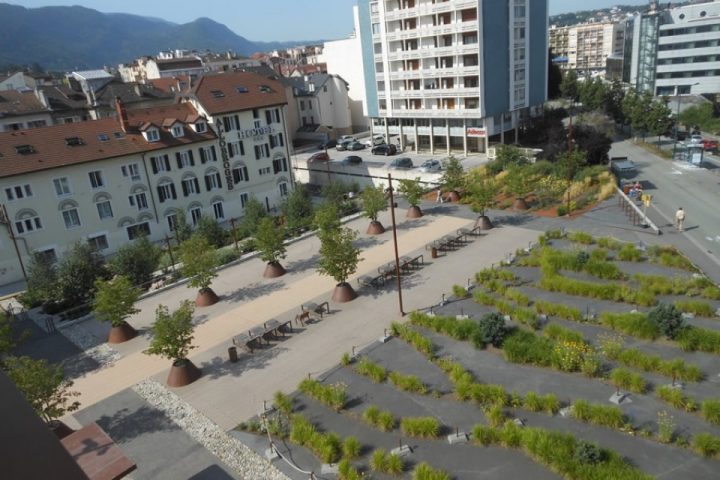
[
  {"x1": 164, "y1": 235, "x2": 176, "y2": 273},
  {"x1": 387, "y1": 174, "x2": 405, "y2": 317},
  {"x1": 566, "y1": 108, "x2": 574, "y2": 216}
]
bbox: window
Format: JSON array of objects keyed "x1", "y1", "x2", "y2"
[
  {"x1": 171, "y1": 125, "x2": 184, "y2": 138},
  {"x1": 127, "y1": 222, "x2": 150, "y2": 240},
  {"x1": 272, "y1": 157, "x2": 288, "y2": 174},
  {"x1": 211, "y1": 90, "x2": 225, "y2": 98},
  {"x1": 253, "y1": 109, "x2": 259, "y2": 119},
  {"x1": 176, "y1": 150, "x2": 195, "y2": 168},
  {"x1": 195, "y1": 122, "x2": 207, "y2": 133},
  {"x1": 129, "y1": 192, "x2": 149, "y2": 211},
  {"x1": 145, "y1": 129, "x2": 160, "y2": 142},
  {"x1": 222, "y1": 115, "x2": 240, "y2": 131},
  {"x1": 98, "y1": 133, "x2": 109, "y2": 142},
  {"x1": 258, "y1": 167, "x2": 272, "y2": 176},
  {"x1": 65, "y1": 136, "x2": 83, "y2": 146},
  {"x1": 87, "y1": 234, "x2": 109, "y2": 251},
  {"x1": 205, "y1": 171, "x2": 222, "y2": 191},
  {"x1": 166, "y1": 213, "x2": 178, "y2": 231},
  {"x1": 62, "y1": 207, "x2": 81, "y2": 229},
  {"x1": 157, "y1": 181, "x2": 177, "y2": 203},
  {"x1": 279, "y1": 182, "x2": 289, "y2": 198},
  {"x1": 228, "y1": 141, "x2": 245, "y2": 158},
  {"x1": 212, "y1": 201, "x2": 225, "y2": 220},
  {"x1": 514, "y1": 26, "x2": 525, "y2": 41},
  {"x1": 300, "y1": 100, "x2": 305, "y2": 111},
  {"x1": 199, "y1": 146, "x2": 217, "y2": 163},
  {"x1": 182, "y1": 177, "x2": 201, "y2": 196},
  {"x1": 189, "y1": 207, "x2": 202, "y2": 226},
  {"x1": 96, "y1": 200, "x2": 113, "y2": 220},
  {"x1": 239, "y1": 192, "x2": 249, "y2": 208},
  {"x1": 15, "y1": 144, "x2": 35, "y2": 155},
  {"x1": 14, "y1": 215, "x2": 42, "y2": 234},
  {"x1": 150, "y1": 155, "x2": 171, "y2": 174},
  {"x1": 269, "y1": 133, "x2": 285, "y2": 148},
  {"x1": 121, "y1": 163, "x2": 141, "y2": 181},
  {"x1": 232, "y1": 165, "x2": 249, "y2": 183},
  {"x1": 372, "y1": 23, "x2": 380, "y2": 35},
  {"x1": 266, "y1": 110, "x2": 272, "y2": 125},
  {"x1": 254, "y1": 144, "x2": 270, "y2": 160},
  {"x1": 88, "y1": 170, "x2": 104, "y2": 189},
  {"x1": 53, "y1": 177, "x2": 72, "y2": 197},
  {"x1": 5, "y1": 184, "x2": 32, "y2": 201},
  {"x1": 36, "y1": 248, "x2": 56, "y2": 263},
  {"x1": 514, "y1": 47, "x2": 526, "y2": 62}
]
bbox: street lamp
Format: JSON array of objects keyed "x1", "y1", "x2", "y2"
[{"x1": 672, "y1": 82, "x2": 700, "y2": 160}]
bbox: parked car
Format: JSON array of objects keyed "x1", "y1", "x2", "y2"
[
  {"x1": 419, "y1": 159, "x2": 442, "y2": 172},
  {"x1": 308, "y1": 152, "x2": 330, "y2": 163},
  {"x1": 347, "y1": 141, "x2": 366, "y2": 151},
  {"x1": 318, "y1": 139, "x2": 337, "y2": 150},
  {"x1": 336, "y1": 139, "x2": 355, "y2": 151},
  {"x1": 365, "y1": 134, "x2": 386, "y2": 147},
  {"x1": 703, "y1": 139, "x2": 719, "y2": 152},
  {"x1": 372, "y1": 144, "x2": 397, "y2": 156},
  {"x1": 389, "y1": 157, "x2": 414, "y2": 169},
  {"x1": 689, "y1": 134, "x2": 703, "y2": 144},
  {"x1": 341, "y1": 155, "x2": 363, "y2": 165},
  {"x1": 339, "y1": 135, "x2": 356, "y2": 143}
]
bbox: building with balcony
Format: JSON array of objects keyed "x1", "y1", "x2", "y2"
[
  {"x1": 357, "y1": 0, "x2": 548, "y2": 154},
  {"x1": 550, "y1": 22, "x2": 624, "y2": 74},
  {"x1": 623, "y1": 1, "x2": 720, "y2": 96}
]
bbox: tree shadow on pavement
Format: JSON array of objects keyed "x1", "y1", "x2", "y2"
[
  {"x1": 199, "y1": 344, "x2": 287, "y2": 380},
  {"x1": 284, "y1": 254, "x2": 321, "y2": 273},
  {"x1": 95, "y1": 404, "x2": 180, "y2": 444},
  {"x1": 226, "y1": 281, "x2": 286, "y2": 304},
  {"x1": 188, "y1": 465, "x2": 235, "y2": 480}
]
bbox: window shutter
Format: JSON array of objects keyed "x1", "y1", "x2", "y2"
[
  {"x1": 188, "y1": 150, "x2": 195, "y2": 166},
  {"x1": 211, "y1": 146, "x2": 217, "y2": 161},
  {"x1": 171, "y1": 183, "x2": 177, "y2": 199},
  {"x1": 157, "y1": 186, "x2": 166, "y2": 203},
  {"x1": 199, "y1": 147, "x2": 207, "y2": 164},
  {"x1": 270, "y1": 136, "x2": 276, "y2": 148},
  {"x1": 182, "y1": 181, "x2": 189, "y2": 197},
  {"x1": 228, "y1": 143, "x2": 235, "y2": 159},
  {"x1": 264, "y1": 144, "x2": 270, "y2": 157},
  {"x1": 151, "y1": 158, "x2": 158, "y2": 174},
  {"x1": 216, "y1": 173, "x2": 222, "y2": 189},
  {"x1": 193, "y1": 178, "x2": 200, "y2": 193},
  {"x1": 243, "y1": 166, "x2": 249, "y2": 181},
  {"x1": 265, "y1": 110, "x2": 272, "y2": 125},
  {"x1": 176, "y1": 152, "x2": 183, "y2": 169},
  {"x1": 279, "y1": 133, "x2": 284, "y2": 147},
  {"x1": 223, "y1": 117, "x2": 231, "y2": 132},
  {"x1": 239, "y1": 141, "x2": 244, "y2": 156},
  {"x1": 232, "y1": 169, "x2": 239, "y2": 184},
  {"x1": 164, "y1": 155, "x2": 171, "y2": 171},
  {"x1": 234, "y1": 115, "x2": 240, "y2": 130},
  {"x1": 254, "y1": 145, "x2": 260, "y2": 160},
  {"x1": 205, "y1": 175, "x2": 212, "y2": 191}
]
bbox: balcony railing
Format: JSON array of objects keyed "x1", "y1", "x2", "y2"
[{"x1": 378, "y1": 107, "x2": 482, "y2": 118}]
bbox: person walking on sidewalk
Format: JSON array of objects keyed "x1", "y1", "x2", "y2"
[
  {"x1": 675, "y1": 207, "x2": 686, "y2": 232},
  {"x1": 436, "y1": 188, "x2": 444, "y2": 203}
]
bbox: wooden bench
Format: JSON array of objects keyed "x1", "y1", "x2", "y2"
[
  {"x1": 264, "y1": 319, "x2": 292, "y2": 338},
  {"x1": 303, "y1": 302, "x2": 330, "y2": 319},
  {"x1": 358, "y1": 274, "x2": 385, "y2": 288},
  {"x1": 378, "y1": 262, "x2": 398, "y2": 279},
  {"x1": 458, "y1": 226, "x2": 482, "y2": 237},
  {"x1": 233, "y1": 330, "x2": 263, "y2": 353}
]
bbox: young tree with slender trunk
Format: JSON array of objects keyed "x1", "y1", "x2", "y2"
[
  {"x1": 179, "y1": 234, "x2": 220, "y2": 306},
  {"x1": 93, "y1": 275, "x2": 141, "y2": 343},
  {"x1": 255, "y1": 217, "x2": 288, "y2": 277}
]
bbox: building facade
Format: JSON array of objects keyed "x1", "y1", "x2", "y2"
[
  {"x1": 623, "y1": 1, "x2": 720, "y2": 96},
  {"x1": 0, "y1": 72, "x2": 293, "y2": 288},
  {"x1": 550, "y1": 22, "x2": 624, "y2": 74},
  {"x1": 357, "y1": 0, "x2": 548, "y2": 155}
]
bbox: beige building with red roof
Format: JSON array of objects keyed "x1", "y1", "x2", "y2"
[{"x1": 0, "y1": 71, "x2": 293, "y2": 287}]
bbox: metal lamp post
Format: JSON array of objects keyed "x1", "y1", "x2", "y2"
[{"x1": 672, "y1": 82, "x2": 700, "y2": 160}]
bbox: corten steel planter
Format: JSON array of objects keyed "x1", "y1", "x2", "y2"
[
  {"x1": 49, "y1": 420, "x2": 74, "y2": 439},
  {"x1": 447, "y1": 191, "x2": 461, "y2": 202},
  {"x1": 478, "y1": 215, "x2": 494, "y2": 230},
  {"x1": 108, "y1": 321, "x2": 138, "y2": 344},
  {"x1": 366, "y1": 220, "x2": 386, "y2": 235},
  {"x1": 263, "y1": 261, "x2": 286, "y2": 278},
  {"x1": 195, "y1": 288, "x2": 219, "y2": 307},
  {"x1": 513, "y1": 198, "x2": 529, "y2": 210},
  {"x1": 167, "y1": 359, "x2": 202, "y2": 387},
  {"x1": 406, "y1": 205, "x2": 423, "y2": 218},
  {"x1": 332, "y1": 282, "x2": 357, "y2": 303}
]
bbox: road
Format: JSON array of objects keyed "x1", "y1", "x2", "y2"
[{"x1": 610, "y1": 139, "x2": 720, "y2": 268}]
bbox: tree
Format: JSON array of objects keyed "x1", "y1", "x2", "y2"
[
  {"x1": 172, "y1": 211, "x2": 193, "y2": 244},
  {"x1": 361, "y1": 184, "x2": 387, "y2": 222},
  {"x1": 22, "y1": 252, "x2": 59, "y2": 307},
  {"x1": 195, "y1": 216, "x2": 227, "y2": 249},
  {"x1": 282, "y1": 184, "x2": 314, "y2": 236},
  {"x1": 317, "y1": 227, "x2": 361, "y2": 286},
  {"x1": 560, "y1": 70, "x2": 579, "y2": 102},
  {"x1": 397, "y1": 178, "x2": 423, "y2": 207},
  {"x1": 604, "y1": 80, "x2": 626, "y2": 124},
  {"x1": 56, "y1": 242, "x2": 108, "y2": 306},
  {"x1": 179, "y1": 234, "x2": 218, "y2": 293},
  {"x1": 4, "y1": 356, "x2": 80, "y2": 423},
  {"x1": 475, "y1": 312, "x2": 507, "y2": 347},
  {"x1": 315, "y1": 201, "x2": 341, "y2": 236},
  {"x1": 572, "y1": 125, "x2": 611, "y2": 166},
  {"x1": 678, "y1": 103, "x2": 716, "y2": 132},
  {"x1": 649, "y1": 303, "x2": 685, "y2": 340},
  {"x1": 578, "y1": 76, "x2": 606, "y2": 112},
  {"x1": 109, "y1": 235, "x2": 161, "y2": 288},
  {"x1": 648, "y1": 97, "x2": 673, "y2": 145},
  {"x1": 547, "y1": 49, "x2": 562, "y2": 99},
  {"x1": 255, "y1": 217, "x2": 287, "y2": 264},
  {"x1": 240, "y1": 196, "x2": 267, "y2": 237},
  {"x1": 504, "y1": 165, "x2": 533, "y2": 206},
  {"x1": 144, "y1": 301, "x2": 196, "y2": 363},
  {"x1": 464, "y1": 170, "x2": 498, "y2": 218},
  {"x1": 440, "y1": 156, "x2": 465, "y2": 193},
  {"x1": 487, "y1": 144, "x2": 528, "y2": 175},
  {"x1": 93, "y1": 275, "x2": 140, "y2": 328}
]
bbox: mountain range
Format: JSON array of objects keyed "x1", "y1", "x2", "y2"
[{"x1": 0, "y1": 3, "x2": 323, "y2": 71}]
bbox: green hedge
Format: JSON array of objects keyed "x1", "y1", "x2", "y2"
[{"x1": 539, "y1": 274, "x2": 656, "y2": 306}]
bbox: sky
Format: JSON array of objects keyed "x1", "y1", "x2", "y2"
[{"x1": 9, "y1": 0, "x2": 651, "y2": 42}]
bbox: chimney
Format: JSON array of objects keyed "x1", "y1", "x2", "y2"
[{"x1": 115, "y1": 96, "x2": 129, "y2": 132}]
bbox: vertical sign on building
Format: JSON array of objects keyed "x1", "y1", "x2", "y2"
[{"x1": 217, "y1": 119, "x2": 234, "y2": 191}]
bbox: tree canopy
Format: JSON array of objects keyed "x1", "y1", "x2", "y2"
[
  {"x1": 440, "y1": 156, "x2": 465, "y2": 192},
  {"x1": 361, "y1": 184, "x2": 387, "y2": 222},
  {"x1": 144, "y1": 301, "x2": 196, "y2": 362},
  {"x1": 179, "y1": 234, "x2": 218, "y2": 291},
  {"x1": 93, "y1": 275, "x2": 141, "y2": 327},
  {"x1": 464, "y1": 171, "x2": 498, "y2": 217},
  {"x1": 255, "y1": 217, "x2": 287, "y2": 264},
  {"x1": 109, "y1": 235, "x2": 161, "y2": 288},
  {"x1": 397, "y1": 178, "x2": 424, "y2": 207},
  {"x1": 281, "y1": 184, "x2": 314, "y2": 236},
  {"x1": 316, "y1": 227, "x2": 361, "y2": 285}
]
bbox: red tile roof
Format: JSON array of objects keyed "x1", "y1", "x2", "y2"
[
  {"x1": 0, "y1": 90, "x2": 48, "y2": 116},
  {"x1": 191, "y1": 71, "x2": 287, "y2": 115},
  {"x1": 0, "y1": 103, "x2": 215, "y2": 179},
  {"x1": 155, "y1": 58, "x2": 203, "y2": 71},
  {"x1": 148, "y1": 75, "x2": 191, "y2": 94}
]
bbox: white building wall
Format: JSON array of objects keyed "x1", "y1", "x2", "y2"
[
  {"x1": 0, "y1": 72, "x2": 28, "y2": 91},
  {"x1": 1, "y1": 112, "x2": 53, "y2": 132}
]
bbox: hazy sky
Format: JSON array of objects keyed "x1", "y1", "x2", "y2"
[{"x1": 9, "y1": 0, "x2": 651, "y2": 42}]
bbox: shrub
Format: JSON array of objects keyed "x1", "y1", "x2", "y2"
[
  {"x1": 342, "y1": 436, "x2": 361, "y2": 460},
  {"x1": 575, "y1": 441, "x2": 604, "y2": 464},
  {"x1": 389, "y1": 371, "x2": 428, "y2": 394},
  {"x1": 109, "y1": 235, "x2": 162, "y2": 288},
  {"x1": 502, "y1": 329, "x2": 553, "y2": 367},
  {"x1": 693, "y1": 433, "x2": 720, "y2": 458},
  {"x1": 298, "y1": 379, "x2": 347, "y2": 411},
  {"x1": 657, "y1": 385, "x2": 697, "y2": 412},
  {"x1": 617, "y1": 243, "x2": 643, "y2": 262},
  {"x1": 701, "y1": 399, "x2": 720, "y2": 426},
  {"x1": 391, "y1": 323, "x2": 435, "y2": 359},
  {"x1": 648, "y1": 303, "x2": 686, "y2": 340},
  {"x1": 273, "y1": 391, "x2": 293, "y2": 416},
  {"x1": 363, "y1": 405, "x2": 396, "y2": 432},
  {"x1": 401, "y1": 416, "x2": 441, "y2": 439},
  {"x1": 609, "y1": 368, "x2": 647, "y2": 394},
  {"x1": 485, "y1": 404, "x2": 506, "y2": 428},
  {"x1": 412, "y1": 462, "x2": 450, "y2": 480},
  {"x1": 600, "y1": 312, "x2": 660, "y2": 340},
  {"x1": 597, "y1": 236, "x2": 622, "y2": 250},
  {"x1": 452, "y1": 284, "x2": 469, "y2": 299},
  {"x1": 568, "y1": 231, "x2": 594, "y2": 245},
  {"x1": 478, "y1": 312, "x2": 508, "y2": 347},
  {"x1": 355, "y1": 357, "x2": 387, "y2": 383},
  {"x1": 675, "y1": 300, "x2": 715, "y2": 317},
  {"x1": 571, "y1": 400, "x2": 625, "y2": 429},
  {"x1": 195, "y1": 216, "x2": 228, "y2": 248},
  {"x1": 472, "y1": 424, "x2": 501, "y2": 446}
]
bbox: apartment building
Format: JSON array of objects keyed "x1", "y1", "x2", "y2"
[
  {"x1": 550, "y1": 22, "x2": 624, "y2": 73},
  {"x1": 119, "y1": 54, "x2": 205, "y2": 83},
  {"x1": 623, "y1": 1, "x2": 720, "y2": 96},
  {"x1": 357, "y1": 0, "x2": 548, "y2": 155},
  {"x1": 0, "y1": 72, "x2": 293, "y2": 288}
]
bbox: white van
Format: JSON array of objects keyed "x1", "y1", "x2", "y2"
[{"x1": 365, "y1": 134, "x2": 386, "y2": 147}]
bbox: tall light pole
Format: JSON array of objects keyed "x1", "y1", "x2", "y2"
[
  {"x1": 672, "y1": 82, "x2": 700, "y2": 160},
  {"x1": 566, "y1": 106, "x2": 574, "y2": 216},
  {"x1": 387, "y1": 174, "x2": 404, "y2": 317}
]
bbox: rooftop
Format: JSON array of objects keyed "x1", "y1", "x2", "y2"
[{"x1": 191, "y1": 71, "x2": 287, "y2": 115}]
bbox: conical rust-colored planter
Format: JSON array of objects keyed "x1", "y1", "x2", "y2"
[
  {"x1": 447, "y1": 191, "x2": 461, "y2": 202},
  {"x1": 195, "y1": 288, "x2": 219, "y2": 307},
  {"x1": 513, "y1": 198, "x2": 528, "y2": 210},
  {"x1": 331, "y1": 282, "x2": 357, "y2": 303},
  {"x1": 367, "y1": 220, "x2": 386, "y2": 235},
  {"x1": 108, "y1": 321, "x2": 138, "y2": 344},
  {"x1": 477, "y1": 215, "x2": 494, "y2": 230},
  {"x1": 167, "y1": 359, "x2": 202, "y2": 387},
  {"x1": 49, "y1": 420, "x2": 75, "y2": 440},
  {"x1": 263, "y1": 261, "x2": 286, "y2": 278},
  {"x1": 406, "y1": 205, "x2": 423, "y2": 218}
]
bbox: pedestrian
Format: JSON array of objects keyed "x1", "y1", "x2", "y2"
[
  {"x1": 436, "y1": 189, "x2": 443, "y2": 203},
  {"x1": 675, "y1": 207, "x2": 685, "y2": 232}
]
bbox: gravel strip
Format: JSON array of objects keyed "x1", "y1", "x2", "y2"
[
  {"x1": 133, "y1": 380, "x2": 289, "y2": 480},
  {"x1": 60, "y1": 323, "x2": 121, "y2": 368}
]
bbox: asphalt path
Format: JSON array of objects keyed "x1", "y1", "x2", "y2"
[{"x1": 610, "y1": 139, "x2": 720, "y2": 269}]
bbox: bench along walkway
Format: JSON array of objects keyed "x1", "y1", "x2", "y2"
[
  {"x1": 426, "y1": 226, "x2": 482, "y2": 257},
  {"x1": 232, "y1": 319, "x2": 293, "y2": 353}
]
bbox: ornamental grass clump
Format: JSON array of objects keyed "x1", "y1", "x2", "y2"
[
  {"x1": 363, "y1": 405, "x2": 396, "y2": 432},
  {"x1": 656, "y1": 385, "x2": 697, "y2": 412},
  {"x1": 675, "y1": 300, "x2": 715, "y2": 317},
  {"x1": 412, "y1": 462, "x2": 450, "y2": 480},
  {"x1": 355, "y1": 357, "x2": 387, "y2": 383},
  {"x1": 617, "y1": 243, "x2": 643, "y2": 262},
  {"x1": 289, "y1": 415, "x2": 342, "y2": 463},
  {"x1": 452, "y1": 284, "x2": 470, "y2": 299},
  {"x1": 389, "y1": 371, "x2": 428, "y2": 394},
  {"x1": 543, "y1": 323, "x2": 586, "y2": 343},
  {"x1": 609, "y1": 368, "x2": 647, "y2": 394},
  {"x1": 534, "y1": 300, "x2": 583, "y2": 322},
  {"x1": 391, "y1": 322, "x2": 435, "y2": 359},
  {"x1": 600, "y1": 312, "x2": 660, "y2": 340},
  {"x1": 400, "y1": 416, "x2": 441, "y2": 439},
  {"x1": 298, "y1": 379, "x2": 347, "y2": 411},
  {"x1": 571, "y1": 400, "x2": 626, "y2": 429},
  {"x1": 370, "y1": 449, "x2": 404, "y2": 476},
  {"x1": 568, "y1": 231, "x2": 594, "y2": 245},
  {"x1": 693, "y1": 433, "x2": 720, "y2": 458},
  {"x1": 701, "y1": 399, "x2": 720, "y2": 426},
  {"x1": 676, "y1": 326, "x2": 720, "y2": 354}
]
